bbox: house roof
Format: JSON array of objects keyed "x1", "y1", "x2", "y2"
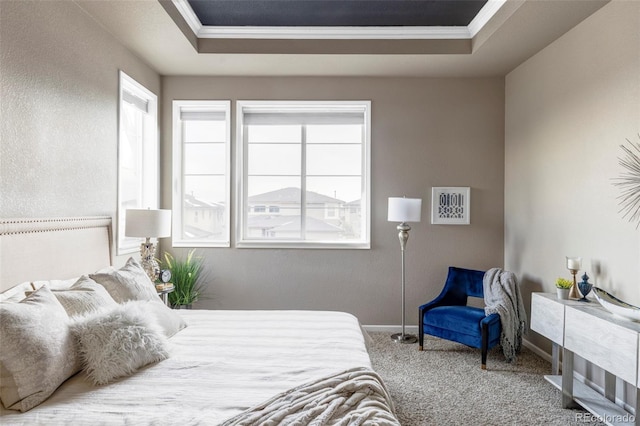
[
  {"x1": 248, "y1": 187, "x2": 344, "y2": 205},
  {"x1": 184, "y1": 193, "x2": 224, "y2": 210}
]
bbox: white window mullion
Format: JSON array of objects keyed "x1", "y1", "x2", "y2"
[{"x1": 300, "y1": 124, "x2": 307, "y2": 241}]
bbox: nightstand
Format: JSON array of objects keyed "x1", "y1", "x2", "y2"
[{"x1": 156, "y1": 285, "x2": 174, "y2": 307}]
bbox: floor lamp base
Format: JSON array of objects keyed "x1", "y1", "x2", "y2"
[{"x1": 391, "y1": 333, "x2": 417, "y2": 344}]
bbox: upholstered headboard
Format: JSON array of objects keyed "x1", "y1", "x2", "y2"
[{"x1": 0, "y1": 217, "x2": 112, "y2": 292}]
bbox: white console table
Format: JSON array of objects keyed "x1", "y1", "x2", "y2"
[{"x1": 531, "y1": 293, "x2": 639, "y2": 426}]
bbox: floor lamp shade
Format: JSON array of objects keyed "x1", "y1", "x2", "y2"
[
  {"x1": 125, "y1": 209, "x2": 172, "y2": 238},
  {"x1": 388, "y1": 197, "x2": 422, "y2": 223}
]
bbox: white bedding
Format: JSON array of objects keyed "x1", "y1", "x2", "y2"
[{"x1": 0, "y1": 309, "x2": 374, "y2": 426}]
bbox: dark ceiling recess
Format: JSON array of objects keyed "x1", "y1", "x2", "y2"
[{"x1": 187, "y1": 1, "x2": 488, "y2": 27}]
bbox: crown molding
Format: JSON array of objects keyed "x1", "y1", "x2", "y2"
[{"x1": 172, "y1": 0, "x2": 504, "y2": 41}]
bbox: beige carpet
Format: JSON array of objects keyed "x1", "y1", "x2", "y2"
[{"x1": 367, "y1": 332, "x2": 607, "y2": 426}]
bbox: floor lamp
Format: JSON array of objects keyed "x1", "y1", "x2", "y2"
[
  {"x1": 388, "y1": 197, "x2": 422, "y2": 344},
  {"x1": 125, "y1": 208, "x2": 172, "y2": 282}
]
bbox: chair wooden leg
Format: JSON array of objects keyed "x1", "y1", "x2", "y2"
[{"x1": 481, "y1": 322, "x2": 488, "y2": 370}]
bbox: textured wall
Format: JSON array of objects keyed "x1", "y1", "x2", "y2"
[
  {"x1": 161, "y1": 76, "x2": 505, "y2": 325},
  {"x1": 505, "y1": 0, "x2": 640, "y2": 404},
  {"x1": 0, "y1": 0, "x2": 159, "y2": 260}
]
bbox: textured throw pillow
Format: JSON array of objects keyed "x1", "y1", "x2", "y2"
[
  {"x1": 0, "y1": 286, "x2": 80, "y2": 412},
  {"x1": 90, "y1": 257, "x2": 159, "y2": 303},
  {"x1": 53, "y1": 275, "x2": 118, "y2": 317},
  {"x1": 71, "y1": 301, "x2": 170, "y2": 385}
]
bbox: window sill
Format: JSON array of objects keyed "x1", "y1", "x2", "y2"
[{"x1": 235, "y1": 240, "x2": 370, "y2": 250}]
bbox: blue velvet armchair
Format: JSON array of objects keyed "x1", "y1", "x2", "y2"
[{"x1": 419, "y1": 267, "x2": 501, "y2": 369}]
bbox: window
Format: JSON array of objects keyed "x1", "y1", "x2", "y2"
[
  {"x1": 172, "y1": 101, "x2": 230, "y2": 247},
  {"x1": 117, "y1": 71, "x2": 158, "y2": 255},
  {"x1": 237, "y1": 101, "x2": 370, "y2": 248}
]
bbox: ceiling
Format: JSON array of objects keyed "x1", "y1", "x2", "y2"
[
  {"x1": 186, "y1": 0, "x2": 488, "y2": 27},
  {"x1": 74, "y1": 0, "x2": 610, "y2": 77}
]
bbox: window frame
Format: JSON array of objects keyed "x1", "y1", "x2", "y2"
[
  {"x1": 235, "y1": 100, "x2": 371, "y2": 249},
  {"x1": 172, "y1": 100, "x2": 231, "y2": 248},
  {"x1": 116, "y1": 71, "x2": 159, "y2": 255}
]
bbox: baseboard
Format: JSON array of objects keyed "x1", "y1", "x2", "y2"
[
  {"x1": 522, "y1": 338, "x2": 552, "y2": 363},
  {"x1": 362, "y1": 325, "x2": 419, "y2": 334}
]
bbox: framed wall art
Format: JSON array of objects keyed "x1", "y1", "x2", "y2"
[{"x1": 431, "y1": 187, "x2": 470, "y2": 225}]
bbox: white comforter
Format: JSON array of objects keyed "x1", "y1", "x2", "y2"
[{"x1": 0, "y1": 310, "x2": 377, "y2": 425}]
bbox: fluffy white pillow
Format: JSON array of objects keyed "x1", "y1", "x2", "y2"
[
  {"x1": 89, "y1": 257, "x2": 158, "y2": 303},
  {"x1": 0, "y1": 286, "x2": 80, "y2": 412},
  {"x1": 53, "y1": 275, "x2": 118, "y2": 317},
  {"x1": 71, "y1": 301, "x2": 170, "y2": 385}
]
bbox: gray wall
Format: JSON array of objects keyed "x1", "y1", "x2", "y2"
[
  {"x1": 1, "y1": 0, "x2": 505, "y2": 327},
  {"x1": 162, "y1": 76, "x2": 505, "y2": 325},
  {"x1": 0, "y1": 0, "x2": 160, "y2": 268},
  {"x1": 505, "y1": 0, "x2": 639, "y2": 404}
]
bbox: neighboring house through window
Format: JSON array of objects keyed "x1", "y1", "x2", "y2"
[
  {"x1": 236, "y1": 101, "x2": 371, "y2": 248},
  {"x1": 117, "y1": 71, "x2": 158, "y2": 255},
  {"x1": 172, "y1": 101, "x2": 231, "y2": 247}
]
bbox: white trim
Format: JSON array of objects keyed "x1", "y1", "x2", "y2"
[
  {"x1": 235, "y1": 100, "x2": 371, "y2": 249},
  {"x1": 522, "y1": 338, "x2": 552, "y2": 363},
  {"x1": 172, "y1": 0, "x2": 202, "y2": 36},
  {"x1": 117, "y1": 71, "x2": 158, "y2": 256},
  {"x1": 468, "y1": 0, "x2": 508, "y2": 37},
  {"x1": 172, "y1": 100, "x2": 231, "y2": 248},
  {"x1": 362, "y1": 325, "x2": 420, "y2": 334},
  {"x1": 173, "y1": 1, "x2": 506, "y2": 41},
  {"x1": 198, "y1": 26, "x2": 471, "y2": 40}
]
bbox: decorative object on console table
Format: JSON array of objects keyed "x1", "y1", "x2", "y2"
[
  {"x1": 592, "y1": 287, "x2": 640, "y2": 322},
  {"x1": 388, "y1": 196, "x2": 422, "y2": 344},
  {"x1": 565, "y1": 256, "x2": 581, "y2": 299},
  {"x1": 125, "y1": 209, "x2": 171, "y2": 282},
  {"x1": 431, "y1": 187, "x2": 470, "y2": 225},
  {"x1": 555, "y1": 278, "x2": 572, "y2": 300},
  {"x1": 162, "y1": 249, "x2": 203, "y2": 309},
  {"x1": 577, "y1": 273, "x2": 592, "y2": 302}
]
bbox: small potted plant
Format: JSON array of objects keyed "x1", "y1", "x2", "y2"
[
  {"x1": 555, "y1": 278, "x2": 573, "y2": 300},
  {"x1": 162, "y1": 249, "x2": 204, "y2": 309}
]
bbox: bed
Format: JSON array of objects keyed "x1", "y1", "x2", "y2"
[{"x1": 0, "y1": 217, "x2": 399, "y2": 425}]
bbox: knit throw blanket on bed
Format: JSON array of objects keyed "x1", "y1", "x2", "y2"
[
  {"x1": 220, "y1": 367, "x2": 400, "y2": 426},
  {"x1": 483, "y1": 268, "x2": 528, "y2": 363}
]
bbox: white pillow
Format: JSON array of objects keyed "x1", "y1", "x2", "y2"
[
  {"x1": 0, "y1": 278, "x2": 77, "y2": 303},
  {"x1": 138, "y1": 300, "x2": 187, "y2": 338},
  {"x1": 71, "y1": 301, "x2": 170, "y2": 385},
  {"x1": 0, "y1": 286, "x2": 80, "y2": 412},
  {"x1": 53, "y1": 275, "x2": 118, "y2": 317},
  {"x1": 89, "y1": 257, "x2": 158, "y2": 303}
]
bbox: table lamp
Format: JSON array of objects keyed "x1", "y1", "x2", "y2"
[{"x1": 125, "y1": 209, "x2": 171, "y2": 282}]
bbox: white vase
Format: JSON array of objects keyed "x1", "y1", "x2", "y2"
[{"x1": 557, "y1": 288, "x2": 570, "y2": 300}]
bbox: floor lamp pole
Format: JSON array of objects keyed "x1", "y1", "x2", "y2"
[{"x1": 391, "y1": 222, "x2": 417, "y2": 344}]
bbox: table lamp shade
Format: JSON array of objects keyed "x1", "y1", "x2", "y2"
[
  {"x1": 388, "y1": 197, "x2": 422, "y2": 223},
  {"x1": 125, "y1": 209, "x2": 171, "y2": 238}
]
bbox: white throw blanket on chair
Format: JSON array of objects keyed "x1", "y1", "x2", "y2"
[{"x1": 483, "y1": 268, "x2": 527, "y2": 363}]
